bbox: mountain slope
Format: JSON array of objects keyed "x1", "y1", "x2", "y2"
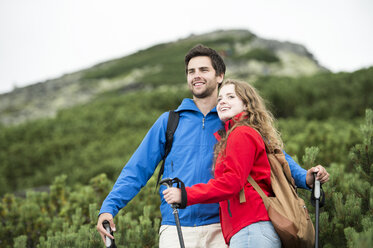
[
  {"x1": 0, "y1": 64, "x2": 372, "y2": 195},
  {"x1": 0, "y1": 29, "x2": 326, "y2": 126}
]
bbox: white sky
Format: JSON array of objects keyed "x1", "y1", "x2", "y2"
[{"x1": 1, "y1": 0, "x2": 372, "y2": 94}]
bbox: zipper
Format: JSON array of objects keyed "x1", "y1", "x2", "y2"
[
  {"x1": 227, "y1": 200, "x2": 232, "y2": 217},
  {"x1": 202, "y1": 117, "x2": 205, "y2": 129},
  {"x1": 171, "y1": 161, "x2": 174, "y2": 173}
]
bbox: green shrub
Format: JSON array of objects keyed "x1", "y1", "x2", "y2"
[{"x1": 234, "y1": 48, "x2": 280, "y2": 63}]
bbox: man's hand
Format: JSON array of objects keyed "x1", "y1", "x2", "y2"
[
  {"x1": 97, "y1": 213, "x2": 115, "y2": 244},
  {"x1": 306, "y1": 165, "x2": 330, "y2": 188},
  {"x1": 163, "y1": 187, "x2": 182, "y2": 204}
]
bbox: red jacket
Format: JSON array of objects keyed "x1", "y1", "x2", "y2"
[{"x1": 185, "y1": 113, "x2": 273, "y2": 244}]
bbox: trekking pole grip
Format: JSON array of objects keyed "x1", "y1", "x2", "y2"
[
  {"x1": 160, "y1": 178, "x2": 173, "y2": 189},
  {"x1": 313, "y1": 172, "x2": 321, "y2": 200},
  {"x1": 102, "y1": 220, "x2": 116, "y2": 248}
]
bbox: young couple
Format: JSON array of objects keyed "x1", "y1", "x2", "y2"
[{"x1": 97, "y1": 45, "x2": 329, "y2": 247}]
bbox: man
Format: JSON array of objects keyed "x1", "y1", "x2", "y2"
[{"x1": 97, "y1": 45, "x2": 329, "y2": 247}]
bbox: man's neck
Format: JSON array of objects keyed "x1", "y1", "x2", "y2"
[{"x1": 193, "y1": 95, "x2": 218, "y2": 116}]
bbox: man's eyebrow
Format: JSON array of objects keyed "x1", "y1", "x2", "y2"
[{"x1": 187, "y1": 66, "x2": 211, "y2": 73}]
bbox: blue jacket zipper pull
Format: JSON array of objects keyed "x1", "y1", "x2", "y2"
[{"x1": 202, "y1": 117, "x2": 205, "y2": 129}]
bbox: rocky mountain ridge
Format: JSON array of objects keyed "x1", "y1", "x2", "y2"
[{"x1": 0, "y1": 29, "x2": 327, "y2": 126}]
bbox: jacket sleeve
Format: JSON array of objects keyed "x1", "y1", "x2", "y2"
[
  {"x1": 99, "y1": 112, "x2": 168, "y2": 217},
  {"x1": 186, "y1": 127, "x2": 260, "y2": 205},
  {"x1": 283, "y1": 151, "x2": 310, "y2": 189}
]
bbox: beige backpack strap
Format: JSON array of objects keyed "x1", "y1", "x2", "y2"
[
  {"x1": 247, "y1": 176, "x2": 270, "y2": 210},
  {"x1": 239, "y1": 189, "x2": 246, "y2": 203}
]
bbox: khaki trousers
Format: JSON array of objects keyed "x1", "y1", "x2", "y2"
[{"x1": 159, "y1": 223, "x2": 228, "y2": 248}]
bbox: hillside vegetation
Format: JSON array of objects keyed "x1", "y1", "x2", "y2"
[
  {"x1": 0, "y1": 30, "x2": 372, "y2": 247},
  {"x1": 1, "y1": 67, "x2": 372, "y2": 196},
  {"x1": 0, "y1": 29, "x2": 324, "y2": 126}
]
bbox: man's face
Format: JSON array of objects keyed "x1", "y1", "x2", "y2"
[{"x1": 186, "y1": 56, "x2": 223, "y2": 99}]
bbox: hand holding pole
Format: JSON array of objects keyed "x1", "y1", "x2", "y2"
[{"x1": 160, "y1": 178, "x2": 185, "y2": 248}]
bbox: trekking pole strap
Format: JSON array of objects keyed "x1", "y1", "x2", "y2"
[{"x1": 173, "y1": 177, "x2": 187, "y2": 209}]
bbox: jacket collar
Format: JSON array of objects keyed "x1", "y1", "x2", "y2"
[
  {"x1": 224, "y1": 111, "x2": 247, "y2": 131},
  {"x1": 175, "y1": 98, "x2": 218, "y2": 114},
  {"x1": 214, "y1": 111, "x2": 247, "y2": 141}
]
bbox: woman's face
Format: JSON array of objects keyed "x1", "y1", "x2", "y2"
[{"x1": 217, "y1": 84, "x2": 246, "y2": 122}]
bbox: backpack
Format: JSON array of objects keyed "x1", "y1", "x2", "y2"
[
  {"x1": 239, "y1": 144, "x2": 315, "y2": 248},
  {"x1": 156, "y1": 110, "x2": 180, "y2": 187}
]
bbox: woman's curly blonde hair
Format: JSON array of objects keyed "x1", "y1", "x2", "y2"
[{"x1": 213, "y1": 79, "x2": 284, "y2": 164}]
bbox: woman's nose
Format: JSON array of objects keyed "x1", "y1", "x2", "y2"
[{"x1": 218, "y1": 98, "x2": 226, "y2": 105}]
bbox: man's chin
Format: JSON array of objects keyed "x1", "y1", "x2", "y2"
[
  {"x1": 192, "y1": 88, "x2": 216, "y2": 99},
  {"x1": 193, "y1": 92, "x2": 209, "y2": 99}
]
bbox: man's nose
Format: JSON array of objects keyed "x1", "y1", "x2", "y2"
[{"x1": 194, "y1": 70, "x2": 203, "y2": 78}]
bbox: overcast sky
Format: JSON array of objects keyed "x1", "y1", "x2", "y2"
[{"x1": 1, "y1": 0, "x2": 372, "y2": 94}]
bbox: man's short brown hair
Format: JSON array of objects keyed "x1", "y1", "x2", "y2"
[{"x1": 184, "y1": 44, "x2": 226, "y2": 77}]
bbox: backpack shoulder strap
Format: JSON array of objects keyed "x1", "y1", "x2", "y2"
[
  {"x1": 239, "y1": 175, "x2": 269, "y2": 206},
  {"x1": 239, "y1": 137, "x2": 295, "y2": 203},
  {"x1": 156, "y1": 110, "x2": 180, "y2": 187},
  {"x1": 247, "y1": 176, "x2": 270, "y2": 209},
  {"x1": 260, "y1": 136, "x2": 296, "y2": 189}
]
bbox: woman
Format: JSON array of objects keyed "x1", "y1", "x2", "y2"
[{"x1": 163, "y1": 79, "x2": 282, "y2": 247}]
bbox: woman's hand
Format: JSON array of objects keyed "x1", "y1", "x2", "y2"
[{"x1": 163, "y1": 188, "x2": 182, "y2": 204}]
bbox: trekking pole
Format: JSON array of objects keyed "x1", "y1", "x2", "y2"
[
  {"x1": 312, "y1": 172, "x2": 321, "y2": 248},
  {"x1": 160, "y1": 178, "x2": 185, "y2": 248}
]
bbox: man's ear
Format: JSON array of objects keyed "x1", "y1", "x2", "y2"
[
  {"x1": 217, "y1": 73, "x2": 224, "y2": 88},
  {"x1": 220, "y1": 73, "x2": 225, "y2": 81}
]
